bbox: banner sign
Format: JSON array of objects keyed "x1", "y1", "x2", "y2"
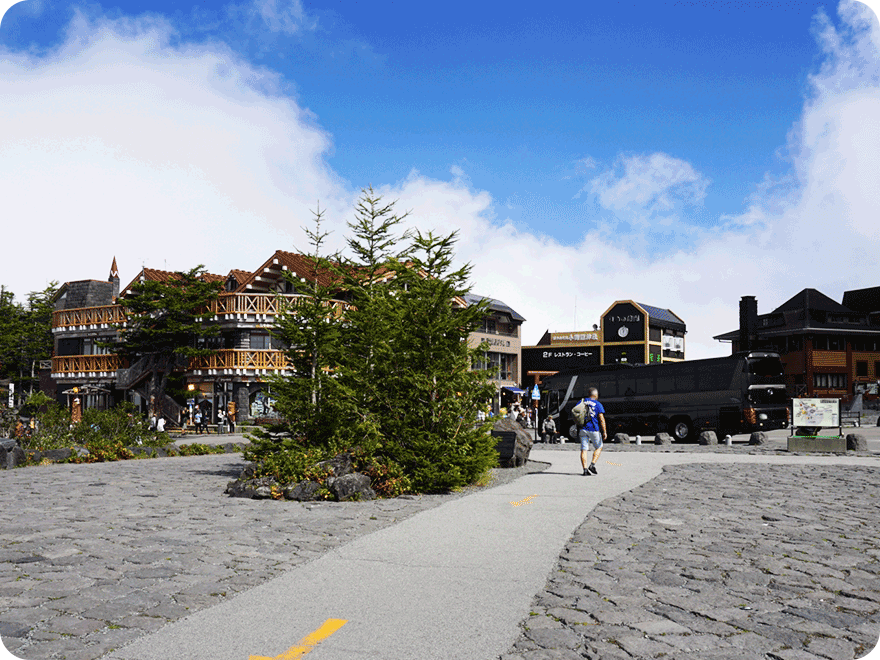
[{"x1": 792, "y1": 398, "x2": 839, "y2": 427}]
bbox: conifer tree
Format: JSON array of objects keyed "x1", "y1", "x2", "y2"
[{"x1": 114, "y1": 266, "x2": 222, "y2": 417}]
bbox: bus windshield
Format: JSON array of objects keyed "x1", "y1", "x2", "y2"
[
  {"x1": 747, "y1": 386, "x2": 787, "y2": 405},
  {"x1": 747, "y1": 356, "x2": 784, "y2": 382}
]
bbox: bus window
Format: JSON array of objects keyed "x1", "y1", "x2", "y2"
[
  {"x1": 619, "y1": 379, "x2": 636, "y2": 396},
  {"x1": 637, "y1": 378, "x2": 654, "y2": 395},
  {"x1": 675, "y1": 371, "x2": 695, "y2": 391},
  {"x1": 657, "y1": 376, "x2": 674, "y2": 393},
  {"x1": 599, "y1": 381, "x2": 616, "y2": 397}
]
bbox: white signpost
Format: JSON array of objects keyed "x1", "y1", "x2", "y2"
[
  {"x1": 792, "y1": 398, "x2": 839, "y2": 428},
  {"x1": 789, "y1": 398, "x2": 845, "y2": 452}
]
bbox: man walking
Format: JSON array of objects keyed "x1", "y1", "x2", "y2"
[{"x1": 575, "y1": 387, "x2": 606, "y2": 476}]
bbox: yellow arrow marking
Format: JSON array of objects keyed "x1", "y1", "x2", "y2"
[
  {"x1": 510, "y1": 494, "x2": 539, "y2": 507},
  {"x1": 249, "y1": 618, "x2": 347, "y2": 660}
]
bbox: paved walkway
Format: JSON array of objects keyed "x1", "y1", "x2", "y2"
[{"x1": 1, "y1": 444, "x2": 879, "y2": 660}]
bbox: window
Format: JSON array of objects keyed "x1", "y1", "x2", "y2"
[
  {"x1": 857, "y1": 361, "x2": 868, "y2": 377},
  {"x1": 636, "y1": 378, "x2": 654, "y2": 395},
  {"x1": 813, "y1": 336, "x2": 828, "y2": 350},
  {"x1": 787, "y1": 336, "x2": 802, "y2": 352},
  {"x1": 250, "y1": 333, "x2": 271, "y2": 350},
  {"x1": 814, "y1": 373, "x2": 846, "y2": 389},
  {"x1": 828, "y1": 337, "x2": 845, "y2": 351}
]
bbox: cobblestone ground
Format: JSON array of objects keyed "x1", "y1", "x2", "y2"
[
  {"x1": 0, "y1": 455, "x2": 543, "y2": 660},
  {"x1": 501, "y1": 463, "x2": 880, "y2": 660}
]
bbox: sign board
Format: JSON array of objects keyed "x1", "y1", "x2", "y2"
[
  {"x1": 8, "y1": 383, "x2": 13, "y2": 408},
  {"x1": 531, "y1": 385, "x2": 540, "y2": 400},
  {"x1": 792, "y1": 398, "x2": 839, "y2": 428}
]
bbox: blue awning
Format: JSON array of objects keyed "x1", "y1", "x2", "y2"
[{"x1": 502, "y1": 387, "x2": 527, "y2": 395}]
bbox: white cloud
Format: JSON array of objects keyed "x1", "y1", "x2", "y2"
[
  {"x1": 0, "y1": 11, "x2": 350, "y2": 295},
  {"x1": 587, "y1": 152, "x2": 710, "y2": 214},
  {"x1": 1, "y1": 0, "x2": 878, "y2": 373}
]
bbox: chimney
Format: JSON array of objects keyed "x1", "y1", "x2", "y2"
[{"x1": 739, "y1": 296, "x2": 758, "y2": 352}]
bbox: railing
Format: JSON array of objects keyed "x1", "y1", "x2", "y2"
[
  {"x1": 190, "y1": 349, "x2": 291, "y2": 371},
  {"x1": 53, "y1": 305, "x2": 126, "y2": 329},
  {"x1": 209, "y1": 293, "x2": 349, "y2": 318},
  {"x1": 53, "y1": 354, "x2": 127, "y2": 374}
]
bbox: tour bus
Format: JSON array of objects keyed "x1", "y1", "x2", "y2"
[{"x1": 539, "y1": 351, "x2": 789, "y2": 442}]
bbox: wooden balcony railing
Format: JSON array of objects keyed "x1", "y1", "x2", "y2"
[
  {"x1": 190, "y1": 349, "x2": 291, "y2": 371},
  {"x1": 52, "y1": 354, "x2": 127, "y2": 374},
  {"x1": 53, "y1": 305, "x2": 126, "y2": 329},
  {"x1": 209, "y1": 293, "x2": 348, "y2": 318}
]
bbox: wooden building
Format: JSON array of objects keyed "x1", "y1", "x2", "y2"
[{"x1": 713, "y1": 288, "x2": 880, "y2": 401}]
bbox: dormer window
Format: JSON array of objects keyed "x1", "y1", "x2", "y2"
[{"x1": 225, "y1": 276, "x2": 238, "y2": 292}]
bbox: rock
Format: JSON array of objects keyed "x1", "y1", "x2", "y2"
[
  {"x1": 614, "y1": 433, "x2": 630, "y2": 444},
  {"x1": 492, "y1": 418, "x2": 533, "y2": 467},
  {"x1": 42, "y1": 448, "x2": 73, "y2": 461},
  {"x1": 73, "y1": 446, "x2": 90, "y2": 458},
  {"x1": 698, "y1": 431, "x2": 718, "y2": 446},
  {"x1": 749, "y1": 432, "x2": 768, "y2": 445},
  {"x1": 284, "y1": 480, "x2": 322, "y2": 501},
  {"x1": 226, "y1": 476, "x2": 279, "y2": 499},
  {"x1": 327, "y1": 472, "x2": 375, "y2": 501},
  {"x1": 316, "y1": 452, "x2": 354, "y2": 478},
  {"x1": 846, "y1": 434, "x2": 868, "y2": 451},
  {"x1": 654, "y1": 433, "x2": 672, "y2": 445},
  {"x1": 6, "y1": 445, "x2": 25, "y2": 469},
  {"x1": 223, "y1": 443, "x2": 240, "y2": 453}
]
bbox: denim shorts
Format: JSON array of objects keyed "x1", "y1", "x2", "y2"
[{"x1": 579, "y1": 429, "x2": 603, "y2": 451}]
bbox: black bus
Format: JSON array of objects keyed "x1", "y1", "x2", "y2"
[{"x1": 539, "y1": 351, "x2": 789, "y2": 442}]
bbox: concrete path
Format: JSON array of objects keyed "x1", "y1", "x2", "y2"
[{"x1": 105, "y1": 449, "x2": 880, "y2": 660}]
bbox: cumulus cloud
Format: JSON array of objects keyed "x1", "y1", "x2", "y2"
[
  {"x1": 1, "y1": 0, "x2": 877, "y2": 370},
  {"x1": 0, "y1": 11, "x2": 350, "y2": 295}
]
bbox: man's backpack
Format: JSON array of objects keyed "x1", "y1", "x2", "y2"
[{"x1": 571, "y1": 399, "x2": 594, "y2": 427}]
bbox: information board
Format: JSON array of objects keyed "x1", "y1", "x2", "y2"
[{"x1": 792, "y1": 398, "x2": 839, "y2": 428}]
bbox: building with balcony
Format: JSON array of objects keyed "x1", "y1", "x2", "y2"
[
  {"x1": 714, "y1": 289, "x2": 880, "y2": 401},
  {"x1": 521, "y1": 300, "x2": 686, "y2": 385},
  {"x1": 51, "y1": 253, "x2": 346, "y2": 423},
  {"x1": 51, "y1": 255, "x2": 515, "y2": 423},
  {"x1": 463, "y1": 294, "x2": 526, "y2": 411}
]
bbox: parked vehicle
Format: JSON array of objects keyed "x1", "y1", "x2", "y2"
[{"x1": 539, "y1": 351, "x2": 789, "y2": 441}]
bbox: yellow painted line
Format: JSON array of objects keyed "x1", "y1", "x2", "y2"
[
  {"x1": 510, "y1": 494, "x2": 539, "y2": 507},
  {"x1": 249, "y1": 618, "x2": 347, "y2": 660},
  {"x1": 605, "y1": 461, "x2": 622, "y2": 466}
]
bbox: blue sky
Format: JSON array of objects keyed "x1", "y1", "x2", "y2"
[{"x1": 1, "y1": 0, "x2": 879, "y2": 360}]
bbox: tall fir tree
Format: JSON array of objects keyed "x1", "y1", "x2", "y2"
[{"x1": 113, "y1": 266, "x2": 222, "y2": 418}]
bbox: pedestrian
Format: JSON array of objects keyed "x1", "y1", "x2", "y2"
[
  {"x1": 227, "y1": 406, "x2": 235, "y2": 433},
  {"x1": 542, "y1": 415, "x2": 557, "y2": 443},
  {"x1": 574, "y1": 387, "x2": 606, "y2": 476},
  {"x1": 194, "y1": 409, "x2": 202, "y2": 434},
  {"x1": 156, "y1": 416, "x2": 166, "y2": 433},
  {"x1": 218, "y1": 409, "x2": 226, "y2": 433}
]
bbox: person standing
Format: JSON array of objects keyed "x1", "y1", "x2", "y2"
[
  {"x1": 542, "y1": 415, "x2": 557, "y2": 443},
  {"x1": 576, "y1": 387, "x2": 606, "y2": 476}
]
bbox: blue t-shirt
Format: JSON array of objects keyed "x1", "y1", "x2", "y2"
[{"x1": 579, "y1": 398, "x2": 605, "y2": 433}]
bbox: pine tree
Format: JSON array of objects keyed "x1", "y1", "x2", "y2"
[
  {"x1": 267, "y1": 203, "x2": 345, "y2": 445},
  {"x1": 114, "y1": 266, "x2": 222, "y2": 418}
]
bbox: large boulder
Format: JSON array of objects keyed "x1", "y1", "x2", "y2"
[
  {"x1": 4, "y1": 445, "x2": 25, "y2": 469},
  {"x1": 749, "y1": 432, "x2": 768, "y2": 446},
  {"x1": 614, "y1": 433, "x2": 630, "y2": 444},
  {"x1": 846, "y1": 434, "x2": 868, "y2": 451},
  {"x1": 654, "y1": 433, "x2": 672, "y2": 445},
  {"x1": 284, "y1": 480, "x2": 322, "y2": 501},
  {"x1": 316, "y1": 452, "x2": 354, "y2": 478},
  {"x1": 226, "y1": 476, "x2": 279, "y2": 499},
  {"x1": 492, "y1": 418, "x2": 533, "y2": 468},
  {"x1": 698, "y1": 431, "x2": 718, "y2": 446},
  {"x1": 328, "y1": 473, "x2": 376, "y2": 501}
]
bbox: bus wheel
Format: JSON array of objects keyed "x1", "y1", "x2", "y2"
[
  {"x1": 671, "y1": 418, "x2": 692, "y2": 442},
  {"x1": 569, "y1": 425, "x2": 579, "y2": 440}
]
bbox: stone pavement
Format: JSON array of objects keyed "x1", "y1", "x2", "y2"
[
  {"x1": 501, "y1": 463, "x2": 880, "y2": 660},
  {"x1": 0, "y1": 455, "x2": 541, "y2": 660},
  {"x1": 0, "y1": 443, "x2": 879, "y2": 659}
]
